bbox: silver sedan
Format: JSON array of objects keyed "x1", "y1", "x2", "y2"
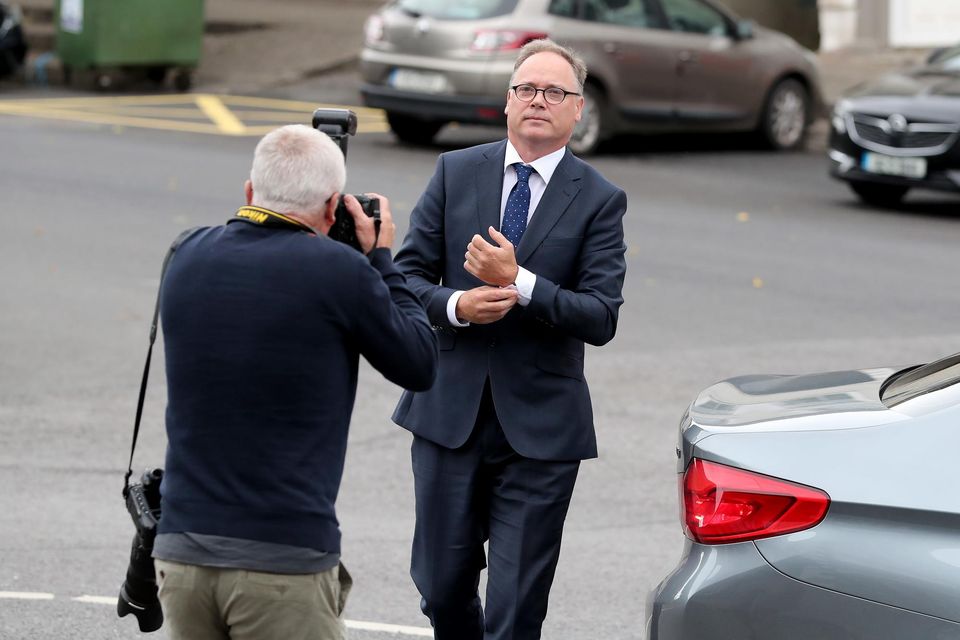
[{"x1": 647, "y1": 352, "x2": 960, "y2": 639}]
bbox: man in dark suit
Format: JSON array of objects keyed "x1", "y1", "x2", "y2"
[{"x1": 392, "y1": 39, "x2": 628, "y2": 640}]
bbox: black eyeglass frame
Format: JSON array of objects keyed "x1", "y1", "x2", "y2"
[{"x1": 510, "y1": 84, "x2": 582, "y2": 105}]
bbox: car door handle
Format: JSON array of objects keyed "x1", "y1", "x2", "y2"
[
  {"x1": 603, "y1": 42, "x2": 619, "y2": 54},
  {"x1": 678, "y1": 50, "x2": 697, "y2": 63}
]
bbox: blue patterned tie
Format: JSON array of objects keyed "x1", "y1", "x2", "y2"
[{"x1": 501, "y1": 163, "x2": 534, "y2": 247}]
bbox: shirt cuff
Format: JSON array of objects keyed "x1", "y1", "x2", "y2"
[
  {"x1": 514, "y1": 267, "x2": 536, "y2": 306},
  {"x1": 447, "y1": 290, "x2": 470, "y2": 327}
]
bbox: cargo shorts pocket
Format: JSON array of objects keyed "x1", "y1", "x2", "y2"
[{"x1": 336, "y1": 562, "x2": 352, "y2": 616}]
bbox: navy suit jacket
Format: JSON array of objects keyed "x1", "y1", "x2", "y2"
[{"x1": 392, "y1": 140, "x2": 627, "y2": 461}]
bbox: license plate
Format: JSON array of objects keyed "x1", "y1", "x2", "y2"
[
  {"x1": 861, "y1": 152, "x2": 926, "y2": 179},
  {"x1": 389, "y1": 69, "x2": 449, "y2": 94}
]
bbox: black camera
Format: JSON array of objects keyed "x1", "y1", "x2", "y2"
[
  {"x1": 117, "y1": 468, "x2": 164, "y2": 633},
  {"x1": 312, "y1": 108, "x2": 380, "y2": 252}
]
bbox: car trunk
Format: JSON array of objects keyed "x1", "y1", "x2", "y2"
[{"x1": 679, "y1": 367, "x2": 960, "y2": 624}]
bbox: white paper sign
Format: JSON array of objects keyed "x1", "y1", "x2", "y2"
[{"x1": 60, "y1": 0, "x2": 83, "y2": 34}]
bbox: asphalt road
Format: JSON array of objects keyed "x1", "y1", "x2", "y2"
[{"x1": 2, "y1": 88, "x2": 959, "y2": 640}]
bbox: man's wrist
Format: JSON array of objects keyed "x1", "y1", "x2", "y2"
[
  {"x1": 447, "y1": 290, "x2": 470, "y2": 327},
  {"x1": 513, "y1": 267, "x2": 536, "y2": 306}
]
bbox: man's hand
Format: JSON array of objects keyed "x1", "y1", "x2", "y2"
[
  {"x1": 342, "y1": 192, "x2": 396, "y2": 254},
  {"x1": 464, "y1": 226, "x2": 519, "y2": 287},
  {"x1": 455, "y1": 286, "x2": 519, "y2": 324}
]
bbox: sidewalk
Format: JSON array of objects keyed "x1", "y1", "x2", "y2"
[
  {"x1": 11, "y1": 0, "x2": 933, "y2": 103},
  {"x1": 15, "y1": 0, "x2": 382, "y2": 92}
]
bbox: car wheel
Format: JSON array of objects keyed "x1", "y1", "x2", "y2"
[
  {"x1": 568, "y1": 84, "x2": 606, "y2": 156},
  {"x1": 386, "y1": 113, "x2": 445, "y2": 146},
  {"x1": 759, "y1": 78, "x2": 809, "y2": 151},
  {"x1": 849, "y1": 182, "x2": 909, "y2": 206}
]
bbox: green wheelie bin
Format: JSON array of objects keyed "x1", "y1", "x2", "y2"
[{"x1": 54, "y1": 0, "x2": 203, "y2": 90}]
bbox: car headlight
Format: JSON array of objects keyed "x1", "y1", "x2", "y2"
[{"x1": 831, "y1": 99, "x2": 852, "y2": 134}]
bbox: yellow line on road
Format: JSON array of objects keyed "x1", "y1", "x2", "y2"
[
  {"x1": 0, "y1": 102, "x2": 225, "y2": 134},
  {"x1": 239, "y1": 121, "x2": 391, "y2": 136},
  {"x1": 69, "y1": 106, "x2": 216, "y2": 119},
  {"x1": 0, "y1": 94, "x2": 201, "y2": 107},
  {"x1": 195, "y1": 94, "x2": 247, "y2": 135},
  {"x1": 0, "y1": 94, "x2": 391, "y2": 136},
  {"x1": 219, "y1": 95, "x2": 385, "y2": 118}
]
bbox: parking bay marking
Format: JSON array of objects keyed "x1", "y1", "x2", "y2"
[
  {"x1": 1, "y1": 591, "x2": 432, "y2": 636},
  {"x1": 0, "y1": 94, "x2": 389, "y2": 137}
]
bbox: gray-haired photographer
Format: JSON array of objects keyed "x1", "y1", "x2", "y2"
[{"x1": 117, "y1": 117, "x2": 437, "y2": 639}]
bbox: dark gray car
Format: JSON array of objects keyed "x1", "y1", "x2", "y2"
[
  {"x1": 360, "y1": 0, "x2": 823, "y2": 154},
  {"x1": 828, "y1": 44, "x2": 960, "y2": 206},
  {"x1": 646, "y1": 352, "x2": 960, "y2": 639}
]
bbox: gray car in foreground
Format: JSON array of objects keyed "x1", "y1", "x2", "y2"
[{"x1": 646, "y1": 352, "x2": 960, "y2": 639}]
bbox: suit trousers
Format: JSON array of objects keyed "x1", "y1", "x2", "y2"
[
  {"x1": 410, "y1": 384, "x2": 580, "y2": 640},
  {"x1": 154, "y1": 559, "x2": 351, "y2": 640}
]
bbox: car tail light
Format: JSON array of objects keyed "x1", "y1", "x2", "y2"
[
  {"x1": 681, "y1": 459, "x2": 829, "y2": 544},
  {"x1": 364, "y1": 15, "x2": 385, "y2": 45},
  {"x1": 471, "y1": 30, "x2": 549, "y2": 51}
]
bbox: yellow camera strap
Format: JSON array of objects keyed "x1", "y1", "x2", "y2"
[{"x1": 232, "y1": 205, "x2": 316, "y2": 233}]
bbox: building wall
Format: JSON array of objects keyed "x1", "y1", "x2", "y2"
[
  {"x1": 887, "y1": 0, "x2": 960, "y2": 47},
  {"x1": 827, "y1": 0, "x2": 960, "y2": 50},
  {"x1": 820, "y1": 0, "x2": 858, "y2": 51},
  {"x1": 719, "y1": 0, "x2": 959, "y2": 51}
]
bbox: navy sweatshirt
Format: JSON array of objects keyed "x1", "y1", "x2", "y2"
[{"x1": 156, "y1": 217, "x2": 437, "y2": 553}]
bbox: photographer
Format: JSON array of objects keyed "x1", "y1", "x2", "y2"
[{"x1": 152, "y1": 124, "x2": 437, "y2": 640}]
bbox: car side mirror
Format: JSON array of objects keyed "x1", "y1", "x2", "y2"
[{"x1": 733, "y1": 19, "x2": 755, "y2": 41}]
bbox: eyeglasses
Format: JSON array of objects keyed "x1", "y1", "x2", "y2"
[{"x1": 511, "y1": 84, "x2": 581, "y2": 105}]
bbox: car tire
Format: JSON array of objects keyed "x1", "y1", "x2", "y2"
[
  {"x1": 568, "y1": 83, "x2": 606, "y2": 156},
  {"x1": 759, "y1": 78, "x2": 809, "y2": 151},
  {"x1": 386, "y1": 113, "x2": 445, "y2": 146},
  {"x1": 849, "y1": 182, "x2": 909, "y2": 206}
]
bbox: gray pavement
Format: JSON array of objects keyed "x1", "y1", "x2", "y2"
[{"x1": 9, "y1": 0, "x2": 936, "y2": 104}]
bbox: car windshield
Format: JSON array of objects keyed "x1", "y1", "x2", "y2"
[
  {"x1": 881, "y1": 352, "x2": 960, "y2": 407},
  {"x1": 396, "y1": 0, "x2": 519, "y2": 20}
]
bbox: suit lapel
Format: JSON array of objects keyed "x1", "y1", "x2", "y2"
[
  {"x1": 515, "y1": 151, "x2": 582, "y2": 264},
  {"x1": 475, "y1": 141, "x2": 508, "y2": 240}
]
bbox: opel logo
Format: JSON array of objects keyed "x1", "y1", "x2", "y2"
[
  {"x1": 887, "y1": 114, "x2": 908, "y2": 133},
  {"x1": 415, "y1": 17, "x2": 430, "y2": 36}
]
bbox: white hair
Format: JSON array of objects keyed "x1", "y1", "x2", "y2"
[{"x1": 249, "y1": 124, "x2": 346, "y2": 214}]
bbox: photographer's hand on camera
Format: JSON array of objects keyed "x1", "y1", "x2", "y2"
[{"x1": 342, "y1": 193, "x2": 395, "y2": 254}]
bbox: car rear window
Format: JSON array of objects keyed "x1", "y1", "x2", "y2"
[
  {"x1": 881, "y1": 352, "x2": 960, "y2": 407},
  {"x1": 396, "y1": 0, "x2": 520, "y2": 20}
]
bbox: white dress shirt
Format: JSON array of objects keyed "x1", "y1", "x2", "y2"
[{"x1": 446, "y1": 142, "x2": 567, "y2": 326}]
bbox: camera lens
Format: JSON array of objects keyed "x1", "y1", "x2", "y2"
[{"x1": 117, "y1": 532, "x2": 164, "y2": 632}]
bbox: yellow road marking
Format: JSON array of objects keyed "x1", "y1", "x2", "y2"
[
  {"x1": 218, "y1": 94, "x2": 385, "y2": 118},
  {"x1": 0, "y1": 101, "x2": 225, "y2": 134},
  {"x1": 0, "y1": 94, "x2": 389, "y2": 136},
  {"x1": 239, "y1": 122, "x2": 390, "y2": 136},
  {"x1": 194, "y1": 94, "x2": 247, "y2": 135}
]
